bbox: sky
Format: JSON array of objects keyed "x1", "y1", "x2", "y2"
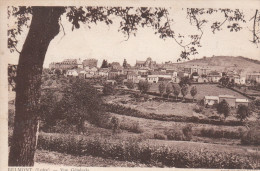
[{"x1": 8, "y1": 7, "x2": 260, "y2": 68}]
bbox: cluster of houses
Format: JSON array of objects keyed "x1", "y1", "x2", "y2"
[
  {"x1": 204, "y1": 95, "x2": 249, "y2": 108},
  {"x1": 49, "y1": 57, "x2": 260, "y2": 86}
]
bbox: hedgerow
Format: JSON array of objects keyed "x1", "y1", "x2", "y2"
[{"x1": 37, "y1": 132, "x2": 259, "y2": 169}]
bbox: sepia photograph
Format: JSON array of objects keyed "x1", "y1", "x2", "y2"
[{"x1": 2, "y1": 0, "x2": 260, "y2": 169}]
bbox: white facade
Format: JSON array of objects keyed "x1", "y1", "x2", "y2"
[
  {"x1": 66, "y1": 70, "x2": 78, "y2": 77},
  {"x1": 204, "y1": 96, "x2": 219, "y2": 106}
]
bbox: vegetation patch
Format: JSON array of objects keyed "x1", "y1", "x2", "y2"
[{"x1": 37, "y1": 132, "x2": 259, "y2": 169}]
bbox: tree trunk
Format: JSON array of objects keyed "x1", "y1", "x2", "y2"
[{"x1": 9, "y1": 7, "x2": 65, "y2": 166}]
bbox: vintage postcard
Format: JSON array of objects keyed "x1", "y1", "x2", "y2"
[{"x1": 1, "y1": 0, "x2": 260, "y2": 170}]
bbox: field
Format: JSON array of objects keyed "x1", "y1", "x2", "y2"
[{"x1": 149, "y1": 83, "x2": 248, "y2": 100}]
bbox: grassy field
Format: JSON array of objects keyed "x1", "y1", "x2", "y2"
[{"x1": 149, "y1": 83, "x2": 248, "y2": 100}]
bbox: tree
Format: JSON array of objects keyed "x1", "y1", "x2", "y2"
[
  {"x1": 158, "y1": 82, "x2": 166, "y2": 97},
  {"x1": 8, "y1": 6, "x2": 260, "y2": 166},
  {"x1": 190, "y1": 86, "x2": 197, "y2": 102},
  {"x1": 123, "y1": 59, "x2": 128, "y2": 68},
  {"x1": 138, "y1": 80, "x2": 150, "y2": 94},
  {"x1": 166, "y1": 83, "x2": 173, "y2": 99},
  {"x1": 103, "y1": 83, "x2": 115, "y2": 95},
  {"x1": 217, "y1": 100, "x2": 230, "y2": 120},
  {"x1": 236, "y1": 105, "x2": 251, "y2": 122},
  {"x1": 173, "y1": 84, "x2": 181, "y2": 101},
  {"x1": 179, "y1": 76, "x2": 191, "y2": 87},
  {"x1": 126, "y1": 80, "x2": 135, "y2": 89},
  {"x1": 181, "y1": 85, "x2": 189, "y2": 101},
  {"x1": 54, "y1": 69, "x2": 61, "y2": 77},
  {"x1": 115, "y1": 75, "x2": 125, "y2": 85},
  {"x1": 219, "y1": 76, "x2": 230, "y2": 87},
  {"x1": 59, "y1": 79, "x2": 104, "y2": 133},
  {"x1": 101, "y1": 59, "x2": 108, "y2": 68}
]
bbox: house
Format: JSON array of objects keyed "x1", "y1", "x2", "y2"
[
  {"x1": 127, "y1": 73, "x2": 142, "y2": 83},
  {"x1": 204, "y1": 96, "x2": 219, "y2": 106},
  {"x1": 138, "y1": 67, "x2": 150, "y2": 77},
  {"x1": 147, "y1": 75, "x2": 159, "y2": 83},
  {"x1": 235, "y1": 98, "x2": 249, "y2": 108},
  {"x1": 135, "y1": 57, "x2": 156, "y2": 69},
  {"x1": 233, "y1": 75, "x2": 246, "y2": 85},
  {"x1": 246, "y1": 73, "x2": 260, "y2": 84},
  {"x1": 108, "y1": 69, "x2": 121, "y2": 80},
  {"x1": 207, "y1": 72, "x2": 222, "y2": 83},
  {"x1": 98, "y1": 68, "x2": 109, "y2": 77},
  {"x1": 219, "y1": 95, "x2": 236, "y2": 108},
  {"x1": 198, "y1": 77, "x2": 209, "y2": 83},
  {"x1": 66, "y1": 69, "x2": 78, "y2": 77}
]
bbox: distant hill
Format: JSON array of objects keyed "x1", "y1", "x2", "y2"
[{"x1": 180, "y1": 56, "x2": 260, "y2": 74}]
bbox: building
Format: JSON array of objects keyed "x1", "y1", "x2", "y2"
[
  {"x1": 49, "y1": 58, "x2": 82, "y2": 70},
  {"x1": 204, "y1": 96, "x2": 219, "y2": 106},
  {"x1": 83, "y1": 58, "x2": 98, "y2": 68},
  {"x1": 98, "y1": 68, "x2": 109, "y2": 78},
  {"x1": 235, "y1": 98, "x2": 249, "y2": 108},
  {"x1": 66, "y1": 69, "x2": 79, "y2": 77},
  {"x1": 184, "y1": 65, "x2": 211, "y2": 76},
  {"x1": 233, "y1": 75, "x2": 246, "y2": 85},
  {"x1": 108, "y1": 69, "x2": 121, "y2": 80},
  {"x1": 135, "y1": 57, "x2": 156, "y2": 69},
  {"x1": 127, "y1": 73, "x2": 141, "y2": 83},
  {"x1": 207, "y1": 72, "x2": 222, "y2": 83},
  {"x1": 246, "y1": 73, "x2": 260, "y2": 84}
]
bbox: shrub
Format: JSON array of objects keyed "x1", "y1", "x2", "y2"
[
  {"x1": 154, "y1": 133, "x2": 167, "y2": 140},
  {"x1": 119, "y1": 121, "x2": 143, "y2": 133}
]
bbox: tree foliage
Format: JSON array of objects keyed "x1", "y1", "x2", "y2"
[
  {"x1": 101, "y1": 59, "x2": 108, "y2": 68},
  {"x1": 126, "y1": 80, "x2": 135, "y2": 89},
  {"x1": 236, "y1": 105, "x2": 251, "y2": 122},
  {"x1": 217, "y1": 100, "x2": 230, "y2": 120},
  {"x1": 138, "y1": 80, "x2": 150, "y2": 94},
  {"x1": 190, "y1": 86, "x2": 197, "y2": 102},
  {"x1": 166, "y1": 83, "x2": 173, "y2": 99},
  {"x1": 103, "y1": 83, "x2": 115, "y2": 95},
  {"x1": 173, "y1": 84, "x2": 181, "y2": 101},
  {"x1": 181, "y1": 85, "x2": 189, "y2": 101},
  {"x1": 179, "y1": 76, "x2": 191, "y2": 87},
  {"x1": 158, "y1": 82, "x2": 166, "y2": 97}
]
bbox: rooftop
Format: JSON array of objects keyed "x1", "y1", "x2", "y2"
[{"x1": 204, "y1": 96, "x2": 219, "y2": 100}]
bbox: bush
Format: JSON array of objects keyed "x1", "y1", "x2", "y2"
[
  {"x1": 119, "y1": 121, "x2": 143, "y2": 133},
  {"x1": 154, "y1": 133, "x2": 167, "y2": 140}
]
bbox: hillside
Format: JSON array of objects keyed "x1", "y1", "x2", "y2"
[{"x1": 181, "y1": 56, "x2": 260, "y2": 74}]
